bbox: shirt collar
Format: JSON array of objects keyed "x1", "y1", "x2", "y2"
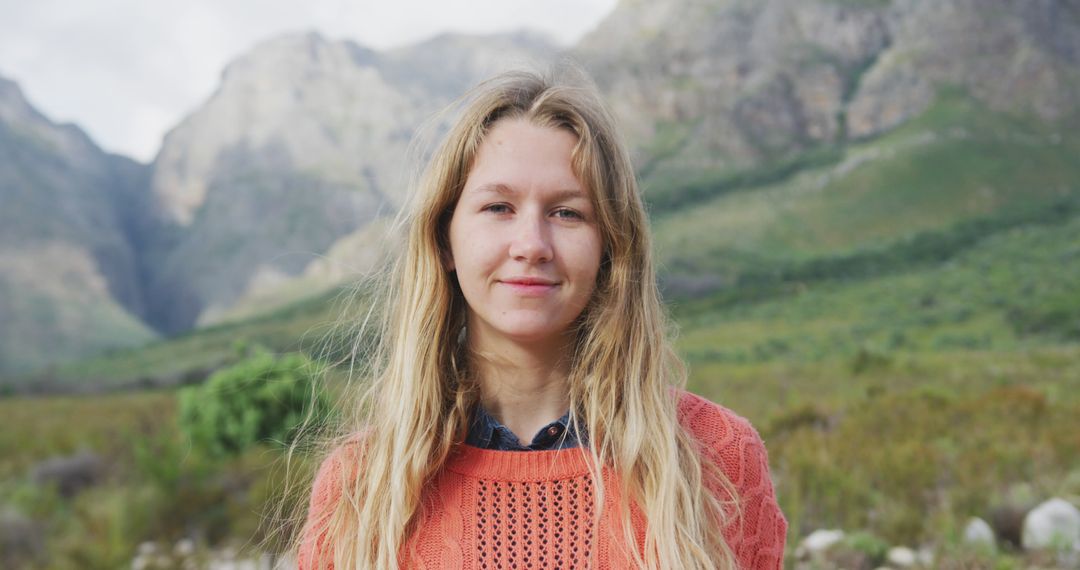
[{"x1": 465, "y1": 404, "x2": 587, "y2": 451}]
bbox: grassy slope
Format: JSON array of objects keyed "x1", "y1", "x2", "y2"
[
  {"x1": 653, "y1": 93, "x2": 1080, "y2": 276},
  {"x1": 0, "y1": 390, "x2": 176, "y2": 479},
  {"x1": 687, "y1": 345, "x2": 1080, "y2": 545},
  {"x1": 674, "y1": 210, "x2": 1080, "y2": 365},
  {"x1": 0, "y1": 280, "x2": 157, "y2": 375},
  {"x1": 3, "y1": 285, "x2": 360, "y2": 392},
  {"x1": 0, "y1": 388, "x2": 315, "y2": 567},
  {"x1": 672, "y1": 216, "x2": 1080, "y2": 541}
]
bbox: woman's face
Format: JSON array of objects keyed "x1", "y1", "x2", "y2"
[{"x1": 446, "y1": 118, "x2": 603, "y2": 347}]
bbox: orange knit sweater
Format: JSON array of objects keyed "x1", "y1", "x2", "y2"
[{"x1": 299, "y1": 391, "x2": 787, "y2": 569}]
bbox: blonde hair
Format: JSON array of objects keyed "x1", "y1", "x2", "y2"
[{"x1": 295, "y1": 67, "x2": 739, "y2": 569}]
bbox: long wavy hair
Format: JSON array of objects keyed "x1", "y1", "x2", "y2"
[{"x1": 293, "y1": 67, "x2": 739, "y2": 569}]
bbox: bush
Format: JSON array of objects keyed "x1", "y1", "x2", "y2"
[
  {"x1": 0, "y1": 506, "x2": 45, "y2": 569},
  {"x1": 1007, "y1": 292, "x2": 1080, "y2": 340},
  {"x1": 178, "y1": 348, "x2": 329, "y2": 458},
  {"x1": 843, "y1": 531, "x2": 890, "y2": 567}
]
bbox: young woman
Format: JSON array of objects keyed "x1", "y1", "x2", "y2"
[{"x1": 296, "y1": 69, "x2": 787, "y2": 569}]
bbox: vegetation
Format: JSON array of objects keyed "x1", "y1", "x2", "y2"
[
  {"x1": 3, "y1": 285, "x2": 356, "y2": 394},
  {"x1": 687, "y1": 347, "x2": 1080, "y2": 547},
  {"x1": 0, "y1": 359, "x2": 324, "y2": 568},
  {"x1": 4, "y1": 349, "x2": 1076, "y2": 567},
  {"x1": 178, "y1": 346, "x2": 331, "y2": 458},
  {"x1": 673, "y1": 207, "x2": 1080, "y2": 364},
  {"x1": 3, "y1": 90, "x2": 1079, "y2": 567},
  {"x1": 653, "y1": 91, "x2": 1080, "y2": 275}
]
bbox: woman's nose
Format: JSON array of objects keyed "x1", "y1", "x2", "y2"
[{"x1": 508, "y1": 215, "x2": 553, "y2": 264}]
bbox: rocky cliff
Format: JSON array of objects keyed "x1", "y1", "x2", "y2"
[
  {"x1": 576, "y1": 0, "x2": 1080, "y2": 188},
  {"x1": 0, "y1": 75, "x2": 156, "y2": 373},
  {"x1": 4, "y1": 0, "x2": 1080, "y2": 377},
  {"x1": 142, "y1": 31, "x2": 555, "y2": 333}
]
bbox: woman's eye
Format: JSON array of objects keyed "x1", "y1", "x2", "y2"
[
  {"x1": 553, "y1": 208, "x2": 584, "y2": 220},
  {"x1": 483, "y1": 204, "x2": 512, "y2": 214}
]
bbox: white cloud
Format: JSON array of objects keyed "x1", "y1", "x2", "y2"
[{"x1": 0, "y1": 0, "x2": 617, "y2": 162}]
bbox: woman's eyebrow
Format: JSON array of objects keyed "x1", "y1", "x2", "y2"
[{"x1": 471, "y1": 183, "x2": 587, "y2": 202}]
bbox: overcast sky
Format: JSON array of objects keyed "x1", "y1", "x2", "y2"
[{"x1": 0, "y1": 0, "x2": 618, "y2": 163}]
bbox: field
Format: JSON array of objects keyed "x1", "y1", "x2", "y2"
[{"x1": 5, "y1": 348, "x2": 1076, "y2": 567}]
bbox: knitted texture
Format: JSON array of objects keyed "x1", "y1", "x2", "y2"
[{"x1": 298, "y1": 391, "x2": 787, "y2": 569}]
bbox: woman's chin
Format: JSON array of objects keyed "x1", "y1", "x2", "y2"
[{"x1": 483, "y1": 322, "x2": 575, "y2": 346}]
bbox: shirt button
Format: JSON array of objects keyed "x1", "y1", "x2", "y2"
[{"x1": 547, "y1": 426, "x2": 561, "y2": 437}]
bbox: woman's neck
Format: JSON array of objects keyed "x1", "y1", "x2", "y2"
[{"x1": 468, "y1": 329, "x2": 574, "y2": 446}]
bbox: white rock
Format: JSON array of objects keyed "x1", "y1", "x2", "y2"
[
  {"x1": 136, "y1": 542, "x2": 157, "y2": 556},
  {"x1": 917, "y1": 546, "x2": 934, "y2": 566},
  {"x1": 796, "y1": 528, "x2": 845, "y2": 558},
  {"x1": 887, "y1": 546, "x2": 917, "y2": 567},
  {"x1": 174, "y1": 538, "x2": 196, "y2": 557},
  {"x1": 1022, "y1": 498, "x2": 1080, "y2": 550},
  {"x1": 963, "y1": 517, "x2": 996, "y2": 549}
]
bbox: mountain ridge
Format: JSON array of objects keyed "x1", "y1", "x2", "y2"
[
  {"x1": 3, "y1": 0, "x2": 1080, "y2": 378},
  {"x1": 141, "y1": 30, "x2": 556, "y2": 334},
  {"x1": 576, "y1": 0, "x2": 1080, "y2": 190},
  {"x1": 0, "y1": 72, "x2": 156, "y2": 374}
]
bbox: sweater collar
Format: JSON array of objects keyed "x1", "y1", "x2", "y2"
[{"x1": 444, "y1": 443, "x2": 596, "y2": 481}]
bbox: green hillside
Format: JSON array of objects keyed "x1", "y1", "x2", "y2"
[
  {"x1": 653, "y1": 92, "x2": 1080, "y2": 279},
  {"x1": 0, "y1": 280, "x2": 156, "y2": 375},
  {"x1": 4, "y1": 286, "x2": 358, "y2": 393},
  {"x1": 675, "y1": 206, "x2": 1080, "y2": 365}
]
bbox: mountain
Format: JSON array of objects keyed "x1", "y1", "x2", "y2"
[
  {"x1": 5, "y1": 0, "x2": 1080, "y2": 381},
  {"x1": 142, "y1": 31, "x2": 556, "y2": 333},
  {"x1": 0, "y1": 74, "x2": 156, "y2": 374},
  {"x1": 573, "y1": 0, "x2": 1080, "y2": 296},
  {"x1": 0, "y1": 31, "x2": 556, "y2": 377},
  {"x1": 576, "y1": 0, "x2": 1080, "y2": 190}
]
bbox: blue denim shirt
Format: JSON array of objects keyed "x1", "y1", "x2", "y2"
[{"x1": 464, "y1": 405, "x2": 586, "y2": 451}]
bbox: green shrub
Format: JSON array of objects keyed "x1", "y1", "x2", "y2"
[
  {"x1": 843, "y1": 530, "x2": 890, "y2": 566},
  {"x1": 851, "y1": 344, "x2": 892, "y2": 375},
  {"x1": 178, "y1": 348, "x2": 329, "y2": 458},
  {"x1": 1007, "y1": 291, "x2": 1080, "y2": 340}
]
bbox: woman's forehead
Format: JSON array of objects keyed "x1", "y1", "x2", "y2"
[
  {"x1": 465, "y1": 182, "x2": 588, "y2": 203},
  {"x1": 462, "y1": 119, "x2": 587, "y2": 198}
]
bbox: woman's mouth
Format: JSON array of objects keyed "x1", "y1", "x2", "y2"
[{"x1": 500, "y1": 278, "x2": 560, "y2": 295}]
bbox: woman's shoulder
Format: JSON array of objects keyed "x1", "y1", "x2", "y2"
[
  {"x1": 675, "y1": 389, "x2": 764, "y2": 451},
  {"x1": 298, "y1": 431, "x2": 370, "y2": 569},
  {"x1": 675, "y1": 390, "x2": 789, "y2": 568},
  {"x1": 674, "y1": 389, "x2": 776, "y2": 489},
  {"x1": 306, "y1": 431, "x2": 370, "y2": 514}
]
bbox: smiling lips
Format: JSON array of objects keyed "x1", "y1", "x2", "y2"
[{"x1": 499, "y1": 277, "x2": 560, "y2": 296}]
